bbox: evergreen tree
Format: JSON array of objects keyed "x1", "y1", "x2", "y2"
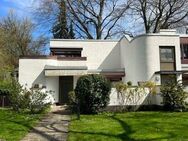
[
  {"x1": 68, "y1": 21, "x2": 75, "y2": 39},
  {"x1": 52, "y1": 0, "x2": 74, "y2": 39}
]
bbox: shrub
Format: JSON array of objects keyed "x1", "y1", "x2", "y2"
[
  {"x1": 161, "y1": 80, "x2": 188, "y2": 111},
  {"x1": 75, "y1": 74, "x2": 111, "y2": 114},
  {"x1": 0, "y1": 80, "x2": 12, "y2": 107},
  {"x1": 0, "y1": 80, "x2": 13, "y2": 96},
  {"x1": 68, "y1": 91, "x2": 76, "y2": 105},
  {"x1": 68, "y1": 91, "x2": 78, "y2": 113},
  {"x1": 4, "y1": 80, "x2": 30, "y2": 111},
  {"x1": 29, "y1": 89, "x2": 51, "y2": 114},
  {"x1": 127, "y1": 81, "x2": 132, "y2": 86},
  {"x1": 8, "y1": 81, "x2": 28, "y2": 111},
  {"x1": 7, "y1": 80, "x2": 50, "y2": 113}
]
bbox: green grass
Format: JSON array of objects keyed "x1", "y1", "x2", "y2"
[
  {"x1": 68, "y1": 112, "x2": 188, "y2": 141},
  {"x1": 0, "y1": 108, "x2": 43, "y2": 141}
]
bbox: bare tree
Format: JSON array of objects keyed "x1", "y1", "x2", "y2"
[
  {"x1": 33, "y1": 0, "x2": 131, "y2": 39},
  {"x1": 131, "y1": 0, "x2": 188, "y2": 33},
  {"x1": 0, "y1": 11, "x2": 47, "y2": 67}
]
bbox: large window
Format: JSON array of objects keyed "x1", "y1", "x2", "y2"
[
  {"x1": 181, "y1": 44, "x2": 188, "y2": 59},
  {"x1": 50, "y1": 48, "x2": 82, "y2": 57},
  {"x1": 160, "y1": 46, "x2": 175, "y2": 71}
]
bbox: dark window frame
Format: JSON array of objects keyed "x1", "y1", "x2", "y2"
[
  {"x1": 159, "y1": 46, "x2": 176, "y2": 71},
  {"x1": 160, "y1": 46, "x2": 175, "y2": 62},
  {"x1": 50, "y1": 48, "x2": 83, "y2": 57},
  {"x1": 181, "y1": 44, "x2": 188, "y2": 60}
]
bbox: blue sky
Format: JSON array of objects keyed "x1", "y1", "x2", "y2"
[
  {"x1": 0, "y1": 0, "x2": 35, "y2": 17},
  {"x1": 0, "y1": 0, "x2": 51, "y2": 37}
]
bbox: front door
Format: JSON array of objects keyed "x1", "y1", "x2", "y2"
[{"x1": 59, "y1": 76, "x2": 73, "y2": 104}]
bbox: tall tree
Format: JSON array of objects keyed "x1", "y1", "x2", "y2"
[
  {"x1": 66, "y1": 0, "x2": 131, "y2": 39},
  {"x1": 68, "y1": 20, "x2": 75, "y2": 39},
  {"x1": 52, "y1": 0, "x2": 70, "y2": 38},
  {"x1": 34, "y1": 0, "x2": 131, "y2": 39},
  {"x1": 131, "y1": 0, "x2": 188, "y2": 33},
  {"x1": 34, "y1": 0, "x2": 75, "y2": 39},
  {"x1": 0, "y1": 11, "x2": 47, "y2": 67}
]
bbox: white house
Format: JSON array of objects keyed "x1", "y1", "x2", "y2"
[{"x1": 19, "y1": 29, "x2": 188, "y2": 105}]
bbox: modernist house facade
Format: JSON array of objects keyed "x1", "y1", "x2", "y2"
[{"x1": 19, "y1": 29, "x2": 188, "y2": 105}]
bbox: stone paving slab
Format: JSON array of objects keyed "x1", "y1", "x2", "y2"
[{"x1": 21, "y1": 106, "x2": 70, "y2": 141}]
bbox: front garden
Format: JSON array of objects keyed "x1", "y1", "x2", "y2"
[
  {"x1": 1, "y1": 73, "x2": 188, "y2": 141},
  {"x1": 68, "y1": 74, "x2": 188, "y2": 141}
]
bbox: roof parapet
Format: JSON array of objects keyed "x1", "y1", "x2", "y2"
[{"x1": 159, "y1": 29, "x2": 176, "y2": 35}]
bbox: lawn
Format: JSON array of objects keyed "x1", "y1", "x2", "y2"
[
  {"x1": 0, "y1": 108, "x2": 42, "y2": 141},
  {"x1": 68, "y1": 112, "x2": 188, "y2": 141}
]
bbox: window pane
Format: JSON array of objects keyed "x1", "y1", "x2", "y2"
[
  {"x1": 160, "y1": 48, "x2": 174, "y2": 62},
  {"x1": 183, "y1": 44, "x2": 188, "y2": 59}
]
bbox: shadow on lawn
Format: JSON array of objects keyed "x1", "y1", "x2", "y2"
[
  {"x1": 1, "y1": 118, "x2": 62, "y2": 141},
  {"x1": 0, "y1": 110, "x2": 70, "y2": 141},
  {"x1": 69, "y1": 113, "x2": 174, "y2": 141}
]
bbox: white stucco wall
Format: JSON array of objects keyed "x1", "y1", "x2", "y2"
[
  {"x1": 120, "y1": 33, "x2": 181, "y2": 85},
  {"x1": 109, "y1": 88, "x2": 163, "y2": 106},
  {"x1": 19, "y1": 58, "x2": 82, "y2": 103},
  {"x1": 46, "y1": 76, "x2": 59, "y2": 102},
  {"x1": 50, "y1": 40, "x2": 121, "y2": 70}
]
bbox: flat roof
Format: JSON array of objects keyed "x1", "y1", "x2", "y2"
[
  {"x1": 155, "y1": 70, "x2": 188, "y2": 74},
  {"x1": 179, "y1": 34, "x2": 188, "y2": 37},
  {"x1": 50, "y1": 39, "x2": 119, "y2": 42},
  {"x1": 44, "y1": 65, "x2": 88, "y2": 70}
]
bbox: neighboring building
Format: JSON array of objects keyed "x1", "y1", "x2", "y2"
[{"x1": 19, "y1": 29, "x2": 188, "y2": 105}]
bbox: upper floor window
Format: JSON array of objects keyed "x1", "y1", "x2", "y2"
[
  {"x1": 160, "y1": 46, "x2": 175, "y2": 71},
  {"x1": 50, "y1": 48, "x2": 82, "y2": 57},
  {"x1": 181, "y1": 44, "x2": 188, "y2": 59},
  {"x1": 160, "y1": 48, "x2": 174, "y2": 62}
]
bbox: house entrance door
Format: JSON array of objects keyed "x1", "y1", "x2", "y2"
[{"x1": 59, "y1": 76, "x2": 73, "y2": 104}]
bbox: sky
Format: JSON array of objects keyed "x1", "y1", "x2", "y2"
[
  {"x1": 0, "y1": 0, "x2": 36, "y2": 17},
  {"x1": 0, "y1": 0, "x2": 51, "y2": 37}
]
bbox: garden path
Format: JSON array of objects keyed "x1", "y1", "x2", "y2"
[{"x1": 21, "y1": 105, "x2": 70, "y2": 141}]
